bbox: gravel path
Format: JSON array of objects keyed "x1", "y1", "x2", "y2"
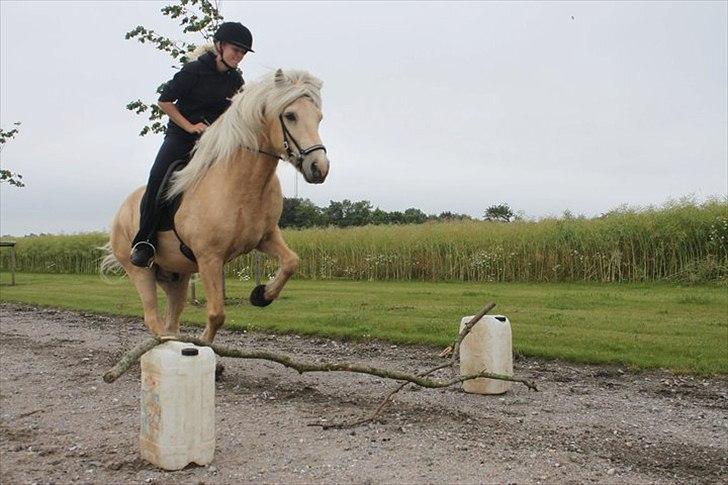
[{"x1": 1, "y1": 303, "x2": 726, "y2": 484}]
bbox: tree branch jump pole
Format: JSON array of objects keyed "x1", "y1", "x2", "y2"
[{"x1": 103, "y1": 300, "x2": 537, "y2": 431}]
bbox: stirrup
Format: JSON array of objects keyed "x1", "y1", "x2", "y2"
[{"x1": 131, "y1": 241, "x2": 156, "y2": 268}]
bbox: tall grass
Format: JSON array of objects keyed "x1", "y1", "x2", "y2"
[
  {"x1": 1, "y1": 200, "x2": 726, "y2": 283},
  {"x1": 0, "y1": 232, "x2": 108, "y2": 275}
]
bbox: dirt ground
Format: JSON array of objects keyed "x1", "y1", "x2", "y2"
[{"x1": 0, "y1": 302, "x2": 726, "y2": 484}]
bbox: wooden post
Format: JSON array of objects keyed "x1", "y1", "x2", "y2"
[
  {"x1": 255, "y1": 251, "x2": 262, "y2": 286},
  {"x1": 186, "y1": 270, "x2": 225, "y2": 303},
  {"x1": 10, "y1": 245, "x2": 15, "y2": 286},
  {"x1": 222, "y1": 267, "x2": 226, "y2": 300},
  {"x1": 1, "y1": 241, "x2": 17, "y2": 286}
]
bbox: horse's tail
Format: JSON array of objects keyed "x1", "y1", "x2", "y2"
[{"x1": 98, "y1": 241, "x2": 125, "y2": 282}]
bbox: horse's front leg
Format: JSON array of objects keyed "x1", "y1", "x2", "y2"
[
  {"x1": 250, "y1": 227, "x2": 299, "y2": 307},
  {"x1": 197, "y1": 257, "x2": 226, "y2": 343}
]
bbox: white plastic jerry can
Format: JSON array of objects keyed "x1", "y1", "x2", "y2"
[
  {"x1": 459, "y1": 315, "x2": 513, "y2": 395},
  {"x1": 140, "y1": 340, "x2": 216, "y2": 470}
]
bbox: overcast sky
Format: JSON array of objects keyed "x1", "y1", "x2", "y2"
[{"x1": 1, "y1": 1, "x2": 726, "y2": 236}]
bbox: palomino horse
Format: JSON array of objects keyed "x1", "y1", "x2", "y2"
[{"x1": 101, "y1": 69, "x2": 329, "y2": 343}]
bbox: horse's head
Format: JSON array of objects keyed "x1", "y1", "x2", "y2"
[
  {"x1": 165, "y1": 69, "x2": 330, "y2": 202},
  {"x1": 267, "y1": 69, "x2": 329, "y2": 184}
]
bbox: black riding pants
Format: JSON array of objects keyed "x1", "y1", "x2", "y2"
[{"x1": 132, "y1": 133, "x2": 198, "y2": 247}]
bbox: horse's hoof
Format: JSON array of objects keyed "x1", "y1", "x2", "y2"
[
  {"x1": 249, "y1": 284, "x2": 273, "y2": 307},
  {"x1": 215, "y1": 363, "x2": 225, "y2": 381}
]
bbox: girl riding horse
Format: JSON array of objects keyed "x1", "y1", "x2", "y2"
[
  {"x1": 131, "y1": 22, "x2": 254, "y2": 268},
  {"x1": 104, "y1": 67, "x2": 330, "y2": 343}
]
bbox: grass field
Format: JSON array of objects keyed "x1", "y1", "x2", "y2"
[{"x1": 1, "y1": 272, "x2": 726, "y2": 374}]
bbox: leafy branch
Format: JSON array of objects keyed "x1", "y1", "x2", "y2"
[
  {"x1": 0, "y1": 122, "x2": 25, "y2": 187},
  {"x1": 125, "y1": 0, "x2": 224, "y2": 136}
]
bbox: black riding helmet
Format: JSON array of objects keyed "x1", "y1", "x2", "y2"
[{"x1": 214, "y1": 22, "x2": 254, "y2": 53}]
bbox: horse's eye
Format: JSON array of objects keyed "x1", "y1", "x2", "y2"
[{"x1": 284, "y1": 112, "x2": 297, "y2": 122}]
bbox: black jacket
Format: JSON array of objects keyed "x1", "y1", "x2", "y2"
[{"x1": 158, "y1": 51, "x2": 244, "y2": 137}]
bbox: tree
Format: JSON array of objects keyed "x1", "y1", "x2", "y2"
[
  {"x1": 438, "y1": 211, "x2": 472, "y2": 222},
  {"x1": 484, "y1": 203, "x2": 515, "y2": 222},
  {"x1": 343, "y1": 200, "x2": 373, "y2": 227},
  {"x1": 279, "y1": 197, "x2": 301, "y2": 228},
  {"x1": 280, "y1": 198, "x2": 322, "y2": 228},
  {"x1": 321, "y1": 199, "x2": 373, "y2": 227},
  {"x1": 388, "y1": 210, "x2": 405, "y2": 224},
  {"x1": 294, "y1": 199, "x2": 323, "y2": 227},
  {"x1": 280, "y1": 198, "x2": 493, "y2": 228},
  {"x1": 402, "y1": 207, "x2": 427, "y2": 224},
  {"x1": 370, "y1": 208, "x2": 391, "y2": 225},
  {"x1": 323, "y1": 200, "x2": 344, "y2": 227},
  {"x1": 0, "y1": 122, "x2": 24, "y2": 187},
  {"x1": 125, "y1": 0, "x2": 224, "y2": 136}
]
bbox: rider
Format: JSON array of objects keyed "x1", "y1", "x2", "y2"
[{"x1": 130, "y1": 22, "x2": 254, "y2": 268}]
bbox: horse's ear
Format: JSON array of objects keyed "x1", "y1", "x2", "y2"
[{"x1": 274, "y1": 69, "x2": 286, "y2": 86}]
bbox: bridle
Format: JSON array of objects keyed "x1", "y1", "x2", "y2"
[
  {"x1": 245, "y1": 101, "x2": 327, "y2": 169},
  {"x1": 278, "y1": 112, "x2": 327, "y2": 169}
]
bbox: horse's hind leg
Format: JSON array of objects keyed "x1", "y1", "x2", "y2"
[
  {"x1": 127, "y1": 267, "x2": 165, "y2": 336},
  {"x1": 197, "y1": 258, "x2": 226, "y2": 343},
  {"x1": 251, "y1": 227, "x2": 299, "y2": 306},
  {"x1": 158, "y1": 272, "x2": 191, "y2": 337}
]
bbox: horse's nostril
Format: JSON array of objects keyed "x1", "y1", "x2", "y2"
[{"x1": 311, "y1": 162, "x2": 320, "y2": 177}]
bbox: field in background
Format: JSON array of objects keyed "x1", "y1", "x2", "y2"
[
  {"x1": 1, "y1": 273, "x2": 726, "y2": 374},
  {"x1": 1, "y1": 200, "x2": 726, "y2": 283}
]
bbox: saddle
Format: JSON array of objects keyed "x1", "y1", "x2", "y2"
[{"x1": 154, "y1": 159, "x2": 197, "y2": 263}]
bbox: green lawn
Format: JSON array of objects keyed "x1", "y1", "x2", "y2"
[{"x1": 1, "y1": 272, "x2": 726, "y2": 374}]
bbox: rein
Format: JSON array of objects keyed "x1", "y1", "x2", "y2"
[{"x1": 245, "y1": 146, "x2": 281, "y2": 160}]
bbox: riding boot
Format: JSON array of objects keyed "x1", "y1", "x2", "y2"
[
  {"x1": 131, "y1": 182, "x2": 162, "y2": 268},
  {"x1": 131, "y1": 240, "x2": 157, "y2": 268}
]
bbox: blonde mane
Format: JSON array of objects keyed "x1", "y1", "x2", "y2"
[{"x1": 166, "y1": 69, "x2": 323, "y2": 200}]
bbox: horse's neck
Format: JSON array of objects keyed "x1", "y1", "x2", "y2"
[
  {"x1": 179, "y1": 138, "x2": 281, "y2": 232},
  {"x1": 221, "y1": 147, "x2": 279, "y2": 194}
]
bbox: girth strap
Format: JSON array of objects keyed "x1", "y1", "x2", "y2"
[{"x1": 172, "y1": 225, "x2": 197, "y2": 263}]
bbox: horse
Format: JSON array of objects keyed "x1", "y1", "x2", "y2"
[{"x1": 101, "y1": 68, "x2": 329, "y2": 343}]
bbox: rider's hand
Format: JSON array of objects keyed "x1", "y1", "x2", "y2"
[{"x1": 187, "y1": 122, "x2": 208, "y2": 135}]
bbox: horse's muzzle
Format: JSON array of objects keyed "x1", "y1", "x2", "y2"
[{"x1": 304, "y1": 159, "x2": 329, "y2": 184}]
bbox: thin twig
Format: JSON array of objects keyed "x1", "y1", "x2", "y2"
[
  {"x1": 314, "y1": 362, "x2": 454, "y2": 430},
  {"x1": 450, "y1": 302, "x2": 496, "y2": 368},
  {"x1": 313, "y1": 301, "x2": 527, "y2": 429}
]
